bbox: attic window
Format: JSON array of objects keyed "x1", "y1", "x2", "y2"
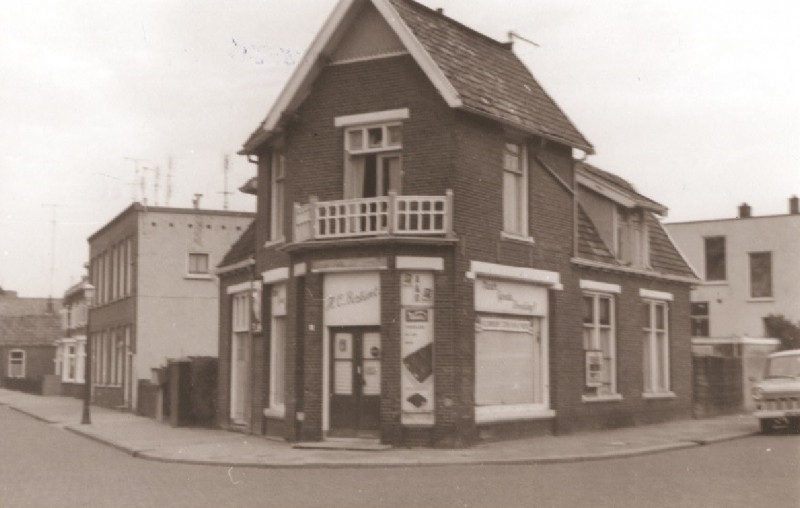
[{"x1": 614, "y1": 207, "x2": 649, "y2": 269}]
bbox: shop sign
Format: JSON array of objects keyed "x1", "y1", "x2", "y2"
[
  {"x1": 401, "y1": 274, "x2": 434, "y2": 424},
  {"x1": 324, "y1": 272, "x2": 381, "y2": 326},
  {"x1": 475, "y1": 316, "x2": 532, "y2": 334},
  {"x1": 585, "y1": 350, "x2": 604, "y2": 388},
  {"x1": 401, "y1": 272, "x2": 434, "y2": 307},
  {"x1": 474, "y1": 278, "x2": 547, "y2": 316}
]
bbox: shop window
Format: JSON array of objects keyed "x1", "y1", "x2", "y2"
[
  {"x1": 690, "y1": 302, "x2": 709, "y2": 337},
  {"x1": 643, "y1": 299, "x2": 671, "y2": 395},
  {"x1": 187, "y1": 252, "x2": 210, "y2": 276},
  {"x1": 749, "y1": 252, "x2": 773, "y2": 298},
  {"x1": 582, "y1": 293, "x2": 617, "y2": 398},
  {"x1": 704, "y1": 236, "x2": 726, "y2": 281},
  {"x1": 502, "y1": 141, "x2": 528, "y2": 238},
  {"x1": 8, "y1": 349, "x2": 25, "y2": 378},
  {"x1": 343, "y1": 122, "x2": 402, "y2": 199},
  {"x1": 475, "y1": 317, "x2": 544, "y2": 407}
]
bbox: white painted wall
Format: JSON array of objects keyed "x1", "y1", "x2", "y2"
[
  {"x1": 666, "y1": 214, "x2": 800, "y2": 337},
  {"x1": 134, "y1": 210, "x2": 253, "y2": 387}
]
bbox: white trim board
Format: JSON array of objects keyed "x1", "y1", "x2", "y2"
[{"x1": 334, "y1": 108, "x2": 409, "y2": 127}]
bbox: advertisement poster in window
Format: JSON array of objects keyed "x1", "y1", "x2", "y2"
[
  {"x1": 585, "y1": 350, "x2": 604, "y2": 388},
  {"x1": 401, "y1": 272, "x2": 434, "y2": 425}
]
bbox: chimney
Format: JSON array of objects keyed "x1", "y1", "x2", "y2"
[
  {"x1": 192, "y1": 193, "x2": 203, "y2": 209},
  {"x1": 790, "y1": 195, "x2": 799, "y2": 215},
  {"x1": 436, "y1": 7, "x2": 444, "y2": 14},
  {"x1": 738, "y1": 202, "x2": 751, "y2": 218}
]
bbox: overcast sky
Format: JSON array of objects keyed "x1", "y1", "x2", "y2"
[{"x1": 2, "y1": 0, "x2": 798, "y2": 297}]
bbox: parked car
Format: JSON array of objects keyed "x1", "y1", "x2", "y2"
[{"x1": 752, "y1": 349, "x2": 800, "y2": 433}]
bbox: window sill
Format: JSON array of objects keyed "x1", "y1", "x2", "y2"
[
  {"x1": 185, "y1": 274, "x2": 213, "y2": 280},
  {"x1": 643, "y1": 391, "x2": 676, "y2": 400},
  {"x1": 263, "y1": 406, "x2": 286, "y2": 419},
  {"x1": 475, "y1": 404, "x2": 554, "y2": 424},
  {"x1": 700, "y1": 280, "x2": 728, "y2": 286},
  {"x1": 264, "y1": 237, "x2": 286, "y2": 249},
  {"x1": 747, "y1": 297, "x2": 775, "y2": 303},
  {"x1": 500, "y1": 232, "x2": 535, "y2": 245},
  {"x1": 582, "y1": 393, "x2": 623, "y2": 403}
]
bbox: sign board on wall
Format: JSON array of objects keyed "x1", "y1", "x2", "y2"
[
  {"x1": 585, "y1": 351, "x2": 604, "y2": 388},
  {"x1": 474, "y1": 278, "x2": 547, "y2": 316},
  {"x1": 401, "y1": 272, "x2": 434, "y2": 425},
  {"x1": 323, "y1": 272, "x2": 381, "y2": 326}
]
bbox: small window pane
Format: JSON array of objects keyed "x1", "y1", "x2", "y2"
[
  {"x1": 367, "y1": 127, "x2": 383, "y2": 148},
  {"x1": 705, "y1": 236, "x2": 726, "y2": 281},
  {"x1": 598, "y1": 297, "x2": 611, "y2": 326},
  {"x1": 188, "y1": 253, "x2": 209, "y2": 274},
  {"x1": 348, "y1": 130, "x2": 364, "y2": 151},
  {"x1": 655, "y1": 304, "x2": 665, "y2": 330},
  {"x1": 749, "y1": 252, "x2": 772, "y2": 298},
  {"x1": 387, "y1": 125, "x2": 402, "y2": 146},
  {"x1": 583, "y1": 297, "x2": 593, "y2": 324}
]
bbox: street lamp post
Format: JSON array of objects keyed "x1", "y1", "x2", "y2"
[{"x1": 81, "y1": 283, "x2": 95, "y2": 425}]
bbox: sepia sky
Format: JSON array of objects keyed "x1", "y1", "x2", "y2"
[{"x1": 1, "y1": 0, "x2": 799, "y2": 297}]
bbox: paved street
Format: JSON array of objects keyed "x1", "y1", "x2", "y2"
[{"x1": 1, "y1": 405, "x2": 799, "y2": 508}]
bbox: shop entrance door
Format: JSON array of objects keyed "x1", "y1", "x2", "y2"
[{"x1": 329, "y1": 327, "x2": 381, "y2": 437}]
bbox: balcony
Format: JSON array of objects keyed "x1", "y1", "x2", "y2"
[{"x1": 293, "y1": 190, "x2": 453, "y2": 243}]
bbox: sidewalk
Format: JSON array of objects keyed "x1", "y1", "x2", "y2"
[{"x1": 0, "y1": 388, "x2": 759, "y2": 469}]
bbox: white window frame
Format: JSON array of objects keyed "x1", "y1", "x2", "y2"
[
  {"x1": 582, "y1": 290, "x2": 619, "y2": 401},
  {"x1": 8, "y1": 349, "x2": 25, "y2": 378},
  {"x1": 270, "y1": 150, "x2": 286, "y2": 243},
  {"x1": 614, "y1": 207, "x2": 650, "y2": 268},
  {"x1": 230, "y1": 291, "x2": 252, "y2": 425},
  {"x1": 642, "y1": 296, "x2": 673, "y2": 397},
  {"x1": 63, "y1": 343, "x2": 77, "y2": 382},
  {"x1": 343, "y1": 121, "x2": 403, "y2": 199},
  {"x1": 186, "y1": 252, "x2": 212, "y2": 278},
  {"x1": 502, "y1": 141, "x2": 530, "y2": 240}
]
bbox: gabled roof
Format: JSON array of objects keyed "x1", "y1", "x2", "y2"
[
  {"x1": 0, "y1": 314, "x2": 61, "y2": 347},
  {"x1": 241, "y1": 0, "x2": 592, "y2": 154},
  {"x1": 218, "y1": 220, "x2": 256, "y2": 269},
  {"x1": 577, "y1": 162, "x2": 667, "y2": 215}
]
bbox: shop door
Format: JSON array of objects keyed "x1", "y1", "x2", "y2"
[{"x1": 329, "y1": 327, "x2": 381, "y2": 437}]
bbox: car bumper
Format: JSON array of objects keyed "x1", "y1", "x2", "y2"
[{"x1": 754, "y1": 410, "x2": 800, "y2": 419}]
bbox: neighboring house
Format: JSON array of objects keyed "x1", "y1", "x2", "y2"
[
  {"x1": 54, "y1": 277, "x2": 93, "y2": 398},
  {"x1": 87, "y1": 202, "x2": 253, "y2": 411},
  {"x1": 0, "y1": 310, "x2": 61, "y2": 392},
  {"x1": 218, "y1": 0, "x2": 697, "y2": 446},
  {"x1": 0, "y1": 288, "x2": 60, "y2": 316},
  {"x1": 666, "y1": 198, "x2": 800, "y2": 339},
  {"x1": 666, "y1": 199, "x2": 799, "y2": 410}
]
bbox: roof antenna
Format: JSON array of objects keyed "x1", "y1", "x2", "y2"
[{"x1": 508, "y1": 31, "x2": 541, "y2": 48}]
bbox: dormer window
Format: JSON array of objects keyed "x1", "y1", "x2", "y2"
[{"x1": 614, "y1": 206, "x2": 649, "y2": 268}]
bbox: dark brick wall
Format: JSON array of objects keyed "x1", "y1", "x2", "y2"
[{"x1": 243, "y1": 54, "x2": 694, "y2": 446}]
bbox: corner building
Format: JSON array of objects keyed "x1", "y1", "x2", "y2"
[{"x1": 218, "y1": 0, "x2": 698, "y2": 446}]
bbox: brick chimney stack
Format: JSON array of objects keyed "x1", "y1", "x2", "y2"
[
  {"x1": 790, "y1": 195, "x2": 799, "y2": 215},
  {"x1": 738, "y1": 202, "x2": 751, "y2": 218}
]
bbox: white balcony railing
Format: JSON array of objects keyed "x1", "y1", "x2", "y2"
[{"x1": 293, "y1": 190, "x2": 453, "y2": 242}]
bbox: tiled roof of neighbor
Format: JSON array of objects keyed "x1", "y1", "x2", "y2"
[
  {"x1": 0, "y1": 314, "x2": 61, "y2": 347},
  {"x1": 218, "y1": 220, "x2": 256, "y2": 268},
  {"x1": 578, "y1": 162, "x2": 666, "y2": 212},
  {"x1": 0, "y1": 297, "x2": 60, "y2": 317},
  {"x1": 389, "y1": 0, "x2": 593, "y2": 152}
]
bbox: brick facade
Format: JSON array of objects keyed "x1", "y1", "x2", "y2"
[{"x1": 220, "y1": 1, "x2": 695, "y2": 447}]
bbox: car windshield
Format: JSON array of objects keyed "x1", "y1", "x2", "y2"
[{"x1": 765, "y1": 354, "x2": 800, "y2": 378}]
